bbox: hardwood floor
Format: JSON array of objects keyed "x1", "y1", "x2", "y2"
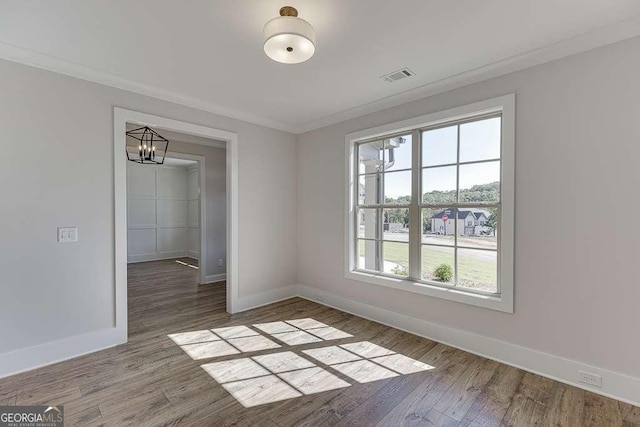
[{"x1": 0, "y1": 258, "x2": 637, "y2": 426}]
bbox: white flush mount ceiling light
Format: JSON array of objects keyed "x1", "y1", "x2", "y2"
[{"x1": 263, "y1": 6, "x2": 316, "y2": 64}]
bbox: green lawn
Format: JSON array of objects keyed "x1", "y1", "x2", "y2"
[{"x1": 360, "y1": 240, "x2": 497, "y2": 292}]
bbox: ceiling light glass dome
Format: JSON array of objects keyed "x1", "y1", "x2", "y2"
[{"x1": 263, "y1": 6, "x2": 316, "y2": 64}]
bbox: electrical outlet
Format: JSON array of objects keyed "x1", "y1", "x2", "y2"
[
  {"x1": 58, "y1": 227, "x2": 78, "y2": 243},
  {"x1": 218, "y1": 258, "x2": 224, "y2": 267},
  {"x1": 579, "y1": 371, "x2": 602, "y2": 388}
]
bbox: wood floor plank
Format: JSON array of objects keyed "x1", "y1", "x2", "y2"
[
  {"x1": 16, "y1": 382, "x2": 81, "y2": 406},
  {"x1": 265, "y1": 389, "x2": 356, "y2": 426},
  {"x1": 500, "y1": 372, "x2": 555, "y2": 427},
  {"x1": 0, "y1": 258, "x2": 635, "y2": 426},
  {"x1": 420, "y1": 409, "x2": 459, "y2": 426},
  {"x1": 460, "y1": 364, "x2": 524, "y2": 426},
  {"x1": 64, "y1": 404, "x2": 103, "y2": 426},
  {"x1": 541, "y1": 383, "x2": 586, "y2": 426},
  {"x1": 621, "y1": 401, "x2": 640, "y2": 425},
  {"x1": 0, "y1": 395, "x2": 17, "y2": 406},
  {"x1": 433, "y1": 356, "x2": 500, "y2": 421},
  {"x1": 293, "y1": 394, "x2": 360, "y2": 427},
  {"x1": 583, "y1": 392, "x2": 624, "y2": 426}
]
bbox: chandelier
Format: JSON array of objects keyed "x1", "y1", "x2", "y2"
[{"x1": 125, "y1": 126, "x2": 170, "y2": 165}]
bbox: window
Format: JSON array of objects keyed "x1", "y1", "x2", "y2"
[{"x1": 346, "y1": 95, "x2": 514, "y2": 312}]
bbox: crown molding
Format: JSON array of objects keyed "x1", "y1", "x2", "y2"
[
  {"x1": 292, "y1": 15, "x2": 640, "y2": 134},
  {"x1": 1, "y1": 14, "x2": 639, "y2": 136},
  {"x1": 0, "y1": 41, "x2": 297, "y2": 134}
]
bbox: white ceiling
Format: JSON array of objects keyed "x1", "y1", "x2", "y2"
[{"x1": 1, "y1": 1, "x2": 639, "y2": 133}]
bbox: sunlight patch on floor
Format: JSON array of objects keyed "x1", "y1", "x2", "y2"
[
  {"x1": 180, "y1": 341, "x2": 240, "y2": 360},
  {"x1": 170, "y1": 319, "x2": 355, "y2": 361},
  {"x1": 175, "y1": 260, "x2": 198, "y2": 269},
  {"x1": 202, "y1": 351, "x2": 350, "y2": 407},
  {"x1": 168, "y1": 330, "x2": 220, "y2": 346},
  {"x1": 169, "y1": 318, "x2": 435, "y2": 407},
  {"x1": 254, "y1": 318, "x2": 354, "y2": 344},
  {"x1": 305, "y1": 341, "x2": 434, "y2": 384}
]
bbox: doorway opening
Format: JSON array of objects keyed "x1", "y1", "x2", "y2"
[{"x1": 114, "y1": 108, "x2": 239, "y2": 344}]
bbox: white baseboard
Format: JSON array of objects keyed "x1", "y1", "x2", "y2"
[
  {"x1": 203, "y1": 273, "x2": 227, "y2": 284},
  {"x1": 234, "y1": 285, "x2": 298, "y2": 313},
  {"x1": 0, "y1": 327, "x2": 126, "y2": 379},
  {"x1": 128, "y1": 252, "x2": 187, "y2": 263},
  {"x1": 297, "y1": 285, "x2": 640, "y2": 407},
  {"x1": 187, "y1": 251, "x2": 200, "y2": 260}
]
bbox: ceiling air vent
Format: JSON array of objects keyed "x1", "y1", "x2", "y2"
[{"x1": 380, "y1": 68, "x2": 415, "y2": 83}]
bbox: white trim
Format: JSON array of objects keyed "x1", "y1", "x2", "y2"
[
  {"x1": 187, "y1": 250, "x2": 200, "y2": 260},
  {"x1": 198, "y1": 153, "x2": 207, "y2": 284},
  {"x1": 204, "y1": 273, "x2": 227, "y2": 284},
  {"x1": 114, "y1": 108, "x2": 128, "y2": 345},
  {"x1": 233, "y1": 285, "x2": 298, "y2": 313},
  {"x1": 0, "y1": 328, "x2": 124, "y2": 379},
  {"x1": 297, "y1": 285, "x2": 640, "y2": 408},
  {"x1": 226, "y1": 131, "x2": 240, "y2": 313},
  {"x1": 344, "y1": 95, "x2": 515, "y2": 313},
  {"x1": 115, "y1": 108, "x2": 241, "y2": 321},
  {"x1": 1, "y1": 17, "x2": 639, "y2": 134}
]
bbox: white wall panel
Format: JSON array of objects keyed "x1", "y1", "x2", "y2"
[
  {"x1": 157, "y1": 227, "x2": 187, "y2": 253},
  {"x1": 187, "y1": 170, "x2": 199, "y2": 200},
  {"x1": 127, "y1": 166, "x2": 155, "y2": 196},
  {"x1": 157, "y1": 168, "x2": 187, "y2": 198},
  {"x1": 127, "y1": 198, "x2": 156, "y2": 228},
  {"x1": 127, "y1": 162, "x2": 189, "y2": 262},
  {"x1": 187, "y1": 200, "x2": 199, "y2": 227},
  {"x1": 127, "y1": 228, "x2": 156, "y2": 256},
  {"x1": 157, "y1": 199, "x2": 186, "y2": 227},
  {"x1": 188, "y1": 227, "x2": 200, "y2": 254},
  {"x1": 186, "y1": 167, "x2": 200, "y2": 259}
]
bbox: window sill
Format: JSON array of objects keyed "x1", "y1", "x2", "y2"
[{"x1": 344, "y1": 270, "x2": 514, "y2": 313}]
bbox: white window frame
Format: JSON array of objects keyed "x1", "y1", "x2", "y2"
[{"x1": 344, "y1": 94, "x2": 515, "y2": 313}]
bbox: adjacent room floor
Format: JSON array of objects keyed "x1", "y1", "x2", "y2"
[{"x1": 0, "y1": 260, "x2": 637, "y2": 426}]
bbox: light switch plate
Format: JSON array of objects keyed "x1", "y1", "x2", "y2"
[{"x1": 58, "y1": 227, "x2": 78, "y2": 243}]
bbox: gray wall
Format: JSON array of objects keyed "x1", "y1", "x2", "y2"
[
  {"x1": 296, "y1": 37, "x2": 640, "y2": 378},
  {"x1": 0, "y1": 59, "x2": 297, "y2": 354}
]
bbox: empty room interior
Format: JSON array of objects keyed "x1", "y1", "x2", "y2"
[{"x1": 0, "y1": 1, "x2": 639, "y2": 425}]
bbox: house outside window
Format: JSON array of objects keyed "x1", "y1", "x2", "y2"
[{"x1": 345, "y1": 95, "x2": 515, "y2": 313}]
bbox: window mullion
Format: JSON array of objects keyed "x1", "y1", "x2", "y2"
[
  {"x1": 409, "y1": 129, "x2": 421, "y2": 281},
  {"x1": 454, "y1": 124, "x2": 461, "y2": 285},
  {"x1": 376, "y1": 207, "x2": 382, "y2": 272}
]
